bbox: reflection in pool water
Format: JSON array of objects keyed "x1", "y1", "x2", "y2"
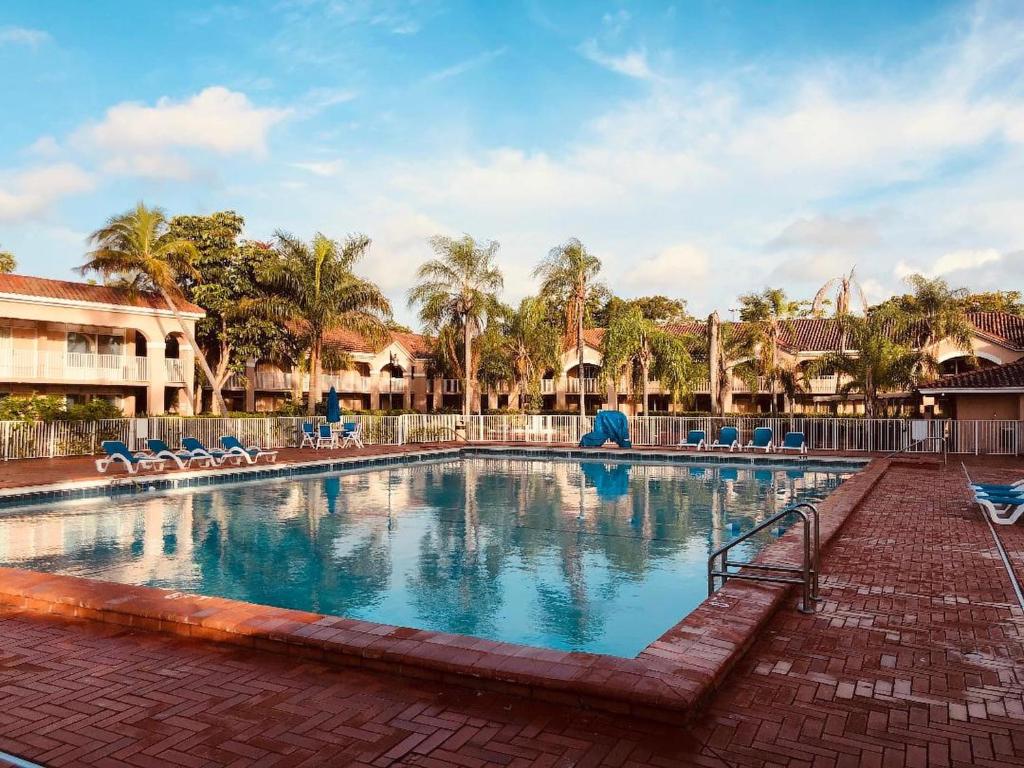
[{"x1": 0, "y1": 458, "x2": 853, "y2": 656}]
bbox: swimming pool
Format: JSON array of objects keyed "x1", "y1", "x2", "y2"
[{"x1": 0, "y1": 455, "x2": 854, "y2": 657}]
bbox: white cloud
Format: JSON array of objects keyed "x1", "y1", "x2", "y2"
[
  {"x1": 621, "y1": 244, "x2": 710, "y2": 293},
  {"x1": 75, "y1": 86, "x2": 289, "y2": 157},
  {"x1": 0, "y1": 26, "x2": 50, "y2": 47},
  {"x1": 896, "y1": 248, "x2": 1003, "y2": 279},
  {"x1": 0, "y1": 164, "x2": 93, "y2": 222},
  {"x1": 425, "y1": 46, "x2": 509, "y2": 83},
  {"x1": 767, "y1": 214, "x2": 883, "y2": 253},
  {"x1": 101, "y1": 153, "x2": 195, "y2": 181},
  {"x1": 290, "y1": 159, "x2": 345, "y2": 177},
  {"x1": 578, "y1": 40, "x2": 658, "y2": 81},
  {"x1": 25, "y1": 135, "x2": 60, "y2": 156}
]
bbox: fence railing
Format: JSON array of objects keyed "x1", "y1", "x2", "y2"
[{"x1": 1, "y1": 415, "x2": 1022, "y2": 460}]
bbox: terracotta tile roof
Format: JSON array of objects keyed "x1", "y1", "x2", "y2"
[
  {"x1": 0, "y1": 273, "x2": 205, "y2": 315},
  {"x1": 921, "y1": 357, "x2": 1024, "y2": 390},
  {"x1": 322, "y1": 327, "x2": 433, "y2": 358},
  {"x1": 967, "y1": 312, "x2": 1024, "y2": 349}
]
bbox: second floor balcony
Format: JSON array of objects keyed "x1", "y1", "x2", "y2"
[{"x1": 0, "y1": 349, "x2": 149, "y2": 384}]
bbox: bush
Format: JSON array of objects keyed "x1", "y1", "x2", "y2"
[{"x1": 0, "y1": 395, "x2": 124, "y2": 422}]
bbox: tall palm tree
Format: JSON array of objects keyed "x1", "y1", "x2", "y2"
[
  {"x1": 408, "y1": 234, "x2": 504, "y2": 418},
  {"x1": 810, "y1": 312, "x2": 934, "y2": 418},
  {"x1": 534, "y1": 238, "x2": 602, "y2": 416},
  {"x1": 253, "y1": 232, "x2": 392, "y2": 415},
  {"x1": 80, "y1": 203, "x2": 227, "y2": 415},
  {"x1": 738, "y1": 288, "x2": 799, "y2": 411},
  {"x1": 600, "y1": 304, "x2": 695, "y2": 415},
  {"x1": 501, "y1": 297, "x2": 563, "y2": 410},
  {"x1": 901, "y1": 274, "x2": 974, "y2": 353},
  {"x1": 813, "y1": 267, "x2": 867, "y2": 395},
  {"x1": 0, "y1": 247, "x2": 15, "y2": 274}
]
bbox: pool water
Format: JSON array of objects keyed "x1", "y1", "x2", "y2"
[{"x1": 0, "y1": 457, "x2": 853, "y2": 657}]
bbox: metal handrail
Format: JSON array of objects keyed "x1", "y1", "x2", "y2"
[
  {"x1": 882, "y1": 435, "x2": 947, "y2": 465},
  {"x1": 708, "y1": 502, "x2": 820, "y2": 613}
]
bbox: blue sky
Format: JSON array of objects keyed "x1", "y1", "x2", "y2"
[{"x1": 1, "y1": 0, "x2": 1023, "y2": 325}]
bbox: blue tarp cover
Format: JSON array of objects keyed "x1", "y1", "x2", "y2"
[{"x1": 579, "y1": 410, "x2": 632, "y2": 448}]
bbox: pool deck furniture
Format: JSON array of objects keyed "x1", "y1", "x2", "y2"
[
  {"x1": 315, "y1": 424, "x2": 338, "y2": 450},
  {"x1": 708, "y1": 426, "x2": 740, "y2": 451},
  {"x1": 219, "y1": 435, "x2": 279, "y2": 464},
  {"x1": 299, "y1": 422, "x2": 317, "y2": 449},
  {"x1": 145, "y1": 439, "x2": 216, "y2": 470},
  {"x1": 744, "y1": 427, "x2": 775, "y2": 453},
  {"x1": 95, "y1": 441, "x2": 167, "y2": 474},
  {"x1": 181, "y1": 437, "x2": 243, "y2": 467},
  {"x1": 340, "y1": 422, "x2": 364, "y2": 449},
  {"x1": 678, "y1": 430, "x2": 707, "y2": 450},
  {"x1": 777, "y1": 431, "x2": 808, "y2": 454},
  {"x1": 975, "y1": 493, "x2": 1024, "y2": 525}
]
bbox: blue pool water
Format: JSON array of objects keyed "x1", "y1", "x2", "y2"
[{"x1": 0, "y1": 457, "x2": 854, "y2": 657}]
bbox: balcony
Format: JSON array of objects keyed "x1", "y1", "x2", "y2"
[
  {"x1": 165, "y1": 358, "x2": 186, "y2": 384},
  {"x1": 0, "y1": 349, "x2": 149, "y2": 384},
  {"x1": 541, "y1": 379, "x2": 555, "y2": 394},
  {"x1": 381, "y1": 377, "x2": 407, "y2": 393},
  {"x1": 567, "y1": 377, "x2": 600, "y2": 394},
  {"x1": 443, "y1": 379, "x2": 462, "y2": 394}
]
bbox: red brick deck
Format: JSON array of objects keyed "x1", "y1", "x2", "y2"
[{"x1": 0, "y1": 457, "x2": 1022, "y2": 765}]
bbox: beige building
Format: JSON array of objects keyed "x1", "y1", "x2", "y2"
[{"x1": 0, "y1": 274, "x2": 202, "y2": 416}]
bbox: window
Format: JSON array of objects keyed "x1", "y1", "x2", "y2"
[
  {"x1": 98, "y1": 334, "x2": 124, "y2": 356},
  {"x1": 65, "y1": 393, "x2": 87, "y2": 406},
  {"x1": 66, "y1": 332, "x2": 95, "y2": 355}
]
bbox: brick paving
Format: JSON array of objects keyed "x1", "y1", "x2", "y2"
[{"x1": 0, "y1": 460, "x2": 1023, "y2": 766}]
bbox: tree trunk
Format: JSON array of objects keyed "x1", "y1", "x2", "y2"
[
  {"x1": 641, "y1": 360, "x2": 649, "y2": 417},
  {"x1": 158, "y1": 287, "x2": 227, "y2": 416},
  {"x1": 463, "y1": 318, "x2": 472, "y2": 418},
  {"x1": 708, "y1": 312, "x2": 721, "y2": 416},
  {"x1": 577, "y1": 304, "x2": 585, "y2": 417},
  {"x1": 307, "y1": 339, "x2": 321, "y2": 417}
]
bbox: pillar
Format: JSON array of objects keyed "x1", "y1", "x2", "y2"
[
  {"x1": 146, "y1": 340, "x2": 168, "y2": 415},
  {"x1": 369, "y1": 374, "x2": 381, "y2": 411},
  {"x1": 432, "y1": 378, "x2": 443, "y2": 411},
  {"x1": 244, "y1": 357, "x2": 257, "y2": 413},
  {"x1": 555, "y1": 374, "x2": 568, "y2": 410}
]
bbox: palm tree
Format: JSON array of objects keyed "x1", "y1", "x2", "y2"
[
  {"x1": 738, "y1": 288, "x2": 800, "y2": 411},
  {"x1": 810, "y1": 312, "x2": 934, "y2": 418},
  {"x1": 500, "y1": 297, "x2": 563, "y2": 410},
  {"x1": 253, "y1": 232, "x2": 392, "y2": 416},
  {"x1": 408, "y1": 234, "x2": 504, "y2": 418},
  {"x1": 80, "y1": 203, "x2": 228, "y2": 415},
  {"x1": 600, "y1": 304, "x2": 696, "y2": 415},
  {"x1": 0, "y1": 248, "x2": 15, "y2": 274},
  {"x1": 900, "y1": 274, "x2": 974, "y2": 354},
  {"x1": 813, "y1": 267, "x2": 867, "y2": 395},
  {"x1": 534, "y1": 238, "x2": 602, "y2": 416}
]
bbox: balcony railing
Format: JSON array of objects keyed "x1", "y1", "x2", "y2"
[
  {"x1": 165, "y1": 358, "x2": 186, "y2": 384},
  {"x1": 443, "y1": 379, "x2": 462, "y2": 394},
  {"x1": 541, "y1": 379, "x2": 555, "y2": 394},
  {"x1": 382, "y1": 377, "x2": 407, "y2": 393},
  {"x1": 567, "y1": 377, "x2": 600, "y2": 394},
  {"x1": 0, "y1": 349, "x2": 149, "y2": 383}
]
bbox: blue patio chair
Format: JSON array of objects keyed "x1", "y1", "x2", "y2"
[
  {"x1": 340, "y1": 421, "x2": 364, "y2": 449},
  {"x1": 745, "y1": 427, "x2": 775, "y2": 453},
  {"x1": 146, "y1": 438, "x2": 215, "y2": 470},
  {"x1": 181, "y1": 437, "x2": 242, "y2": 466},
  {"x1": 96, "y1": 441, "x2": 166, "y2": 474},
  {"x1": 299, "y1": 422, "x2": 317, "y2": 449},
  {"x1": 220, "y1": 435, "x2": 279, "y2": 464},
  {"x1": 708, "y1": 426, "x2": 740, "y2": 451},
  {"x1": 778, "y1": 432, "x2": 808, "y2": 455},
  {"x1": 315, "y1": 424, "x2": 337, "y2": 450},
  {"x1": 678, "y1": 430, "x2": 706, "y2": 451}
]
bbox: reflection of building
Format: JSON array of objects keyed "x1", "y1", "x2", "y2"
[{"x1": 0, "y1": 274, "x2": 202, "y2": 415}]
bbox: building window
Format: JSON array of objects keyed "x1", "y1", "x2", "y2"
[
  {"x1": 65, "y1": 393, "x2": 88, "y2": 406},
  {"x1": 67, "y1": 332, "x2": 95, "y2": 355},
  {"x1": 97, "y1": 334, "x2": 124, "y2": 356}
]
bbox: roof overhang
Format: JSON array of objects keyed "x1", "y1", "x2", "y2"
[
  {"x1": 0, "y1": 291, "x2": 205, "y2": 320},
  {"x1": 919, "y1": 387, "x2": 1024, "y2": 395}
]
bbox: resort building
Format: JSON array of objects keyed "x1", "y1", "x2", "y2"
[
  {"x1": 0, "y1": 274, "x2": 203, "y2": 416},
  {"x1": 919, "y1": 358, "x2": 1024, "y2": 421}
]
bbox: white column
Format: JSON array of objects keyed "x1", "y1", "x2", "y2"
[{"x1": 146, "y1": 340, "x2": 168, "y2": 415}]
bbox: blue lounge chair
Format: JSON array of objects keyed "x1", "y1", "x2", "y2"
[
  {"x1": 975, "y1": 494, "x2": 1024, "y2": 525},
  {"x1": 745, "y1": 427, "x2": 774, "y2": 453},
  {"x1": 299, "y1": 422, "x2": 317, "y2": 449},
  {"x1": 220, "y1": 435, "x2": 278, "y2": 464},
  {"x1": 971, "y1": 479, "x2": 1024, "y2": 493},
  {"x1": 96, "y1": 441, "x2": 166, "y2": 474},
  {"x1": 708, "y1": 426, "x2": 740, "y2": 451},
  {"x1": 340, "y1": 421, "x2": 364, "y2": 449},
  {"x1": 678, "y1": 430, "x2": 706, "y2": 451},
  {"x1": 315, "y1": 424, "x2": 337, "y2": 450},
  {"x1": 146, "y1": 439, "x2": 215, "y2": 470},
  {"x1": 778, "y1": 432, "x2": 808, "y2": 455},
  {"x1": 181, "y1": 437, "x2": 242, "y2": 466}
]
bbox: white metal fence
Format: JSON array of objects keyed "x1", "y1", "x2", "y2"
[{"x1": 1, "y1": 414, "x2": 1022, "y2": 460}]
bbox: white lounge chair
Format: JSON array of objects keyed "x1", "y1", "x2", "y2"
[
  {"x1": 219, "y1": 435, "x2": 278, "y2": 464},
  {"x1": 678, "y1": 430, "x2": 706, "y2": 450},
  {"x1": 777, "y1": 432, "x2": 808, "y2": 454},
  {"x1": 708, "y1": 426, "x2": 740, "y2": 451},
  {"x1": 96, "y1": 441, "x2": 166, "y2": 474},
  {"x1": 744, "y1": 427, "x2": 775, "y2": 453},
  {"x1": 146, "y1": 439, "x2": 215, "y2": 469}
]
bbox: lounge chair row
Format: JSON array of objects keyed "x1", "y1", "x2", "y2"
[
  {"x1": 678, "y1": 427, "x2": 808, "y2": 454},
  {"x1": 96, "y1": 436, "x2": 278, "y2": 475},
  {"x1": 298, "y1": 422, "x2": 364, "y2": 450},
  {"x1": 970, "y1": 477, "x2": 1024, "y2": 525}
]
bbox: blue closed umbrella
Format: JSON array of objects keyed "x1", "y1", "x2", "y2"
[{"x1": 326, "y1": 386, "x2": 341, "y2": 423}]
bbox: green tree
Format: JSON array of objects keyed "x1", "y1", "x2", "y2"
[
  {"x1": 958, "y1": 290, "x2": 1024, "y2": 316},
  {"x1": 874, "y1": 274, "x2": 974, "y2": 352},
  {"x1": 737, "y1": 288, "x2": 801, "y2": 410},
  {"x1": 813, "y1": 267, "x2": 867, "y2": 392},
  {"x1": 534, "y1": 238, "x2": 603, "y2": 415},
  {"x1": 486, "y1": 297, "x2": 563, "y2": 410},
  {"x1": 253, "y1": 232, "x2": 392, "y2": 416},
  {"x1": 408, "y1": 234, "x2": 504, "y2": 417},
  {"x1": 596, "y1": 295, "x2": 689, "y2": 326},
  {"x1": 810, "y1": 312, "x2": 934, "y2": 418},
  {"x1": 169, "y1": 212, "x2": 284, "y2": 412},
  {"x1": 0, "y1": 247, "x2": 15, "y2": 274},
  {"x1": 600, "y1": 305, "x2": 696, "y2": 414},
  {"x1": 79, "y1": 202, "x2": 227, "y2": 415}
]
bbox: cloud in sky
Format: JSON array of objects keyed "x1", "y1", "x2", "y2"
[
  {"x1": 577, "y1": 39, "x2": 658, "y2": 80},
  {"x1": 0, "y1": 25, "x2": 50, "y2": 47},
  {"x1": 425, "y1": 46, "x2": 509, "y2": 83},
  {"x1": 0, "y1": 164, "x2": 93, "y2": 222}
]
